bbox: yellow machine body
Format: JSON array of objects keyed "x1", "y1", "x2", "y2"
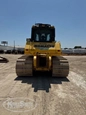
[{"x1": 25, "y1": 41, "x2": 61, "y2": 71}]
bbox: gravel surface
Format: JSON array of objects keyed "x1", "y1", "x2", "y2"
[{"x1": 0, "y1": 54, "x2": 86, "y2": 115}]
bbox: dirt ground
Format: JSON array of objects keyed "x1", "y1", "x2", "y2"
[{"x1": 0, "y1": 54, "x2": 86, "y2": 115}]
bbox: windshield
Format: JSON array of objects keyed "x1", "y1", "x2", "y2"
[{"x1": 33, "y1": 29, "x2": 54, "y2": 42}]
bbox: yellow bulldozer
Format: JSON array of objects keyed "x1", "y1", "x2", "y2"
[{"x1": 16, "y1": 23, "x2": 69, "y2": 77}]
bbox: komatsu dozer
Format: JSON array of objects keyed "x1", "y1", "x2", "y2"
[{"x1": 16, "y1": 23, "x2": 69, "y2": 77}]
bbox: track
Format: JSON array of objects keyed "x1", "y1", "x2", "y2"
[
  {"x1": 52, "y1": 56, "x2": 69, "y2": 77},
  {"x1": 16, "y1": 55, "x2": 33, "y2": 76}
]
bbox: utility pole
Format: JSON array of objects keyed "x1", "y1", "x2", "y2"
[{"x1": 14, "y1": 41, "x2": 15, "y2": 50}]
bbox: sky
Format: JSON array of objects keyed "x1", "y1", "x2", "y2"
[{"x1": 0, "y1": 0, "x2": 86, "y2": 48}]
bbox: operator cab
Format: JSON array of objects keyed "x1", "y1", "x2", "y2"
[{"x1": 31, "y1": 23, "x2": 55, "y2": 42}]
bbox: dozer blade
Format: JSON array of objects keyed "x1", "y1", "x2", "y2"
[
  {"x1": 0, "y1": 56, "x2": 9, "y2": 63},
  {"x1": 52, "y1": 56, "x2": 69, "y2": 77}
]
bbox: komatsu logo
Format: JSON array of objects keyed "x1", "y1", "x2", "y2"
[{"x1": 34, "y1": 45, "x2": 54, "y2": 47}]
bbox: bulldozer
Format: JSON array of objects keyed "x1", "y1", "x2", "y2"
[{"x1": 16, "y1": 23, "x2": 69, "y2": 77}]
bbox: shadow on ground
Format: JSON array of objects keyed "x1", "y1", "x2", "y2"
[{"x1": 15, "y1": 72, "x2": 70, "y2": 92}]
